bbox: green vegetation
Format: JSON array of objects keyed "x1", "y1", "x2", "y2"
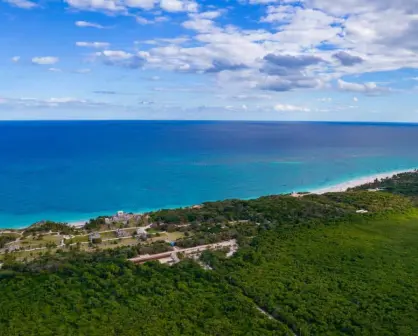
[
  {"x1": 0, "y1": 234, "x2": 18, "y2": 249},
  {"x1": 23, "y1": 221, "x2": 79, "y2": 236},
  {"x1": 207, "y1": 212, "x2": 418, "y2": 335},
  {"x1": 352, "y1": 170, "x2": 418, "y2": 199},
  {"x1": 0, "y1": 257, "x2": 288, "y2": 335},
  {"x1": 1, "y1": 172, "x2": 418, "y2": 335}
]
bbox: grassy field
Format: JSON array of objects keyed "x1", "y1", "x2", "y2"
[
  {"x1": 219, "y1": 211, "x2": 418, "y2": 335},
  {"x1": 165, "y1": 231, "x2": 185, "y2": 240}
]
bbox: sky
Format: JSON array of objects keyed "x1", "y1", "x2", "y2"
[{"x1": 0, "y1": 0, "x2": 418, "y2": 121}]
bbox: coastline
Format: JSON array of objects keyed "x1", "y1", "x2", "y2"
[
  {"x1": 1, "y1": 168, "x2": 416, "y2": 231},
  {"x1": 309, "y1": 168, "x2": 416, "y2": 194},
  {"x1": 65, "y1": 168, "x2": 416, "y2": 227}
]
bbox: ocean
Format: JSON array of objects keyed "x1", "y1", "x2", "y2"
[{"x1": 1, "y1": 120, "x2": 418, "y2": 229}]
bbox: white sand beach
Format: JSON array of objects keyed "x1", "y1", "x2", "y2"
[
  {"x1": 68, "y1": 220, "x2": 88, "y2": 228},
  {"x1": 311, "y1": 168, "x2": 417, "y2": 194}
]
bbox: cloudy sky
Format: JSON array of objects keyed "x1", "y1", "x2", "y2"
[{"x1": 1, "y1": 0, "x2": 418, "y2": 121}]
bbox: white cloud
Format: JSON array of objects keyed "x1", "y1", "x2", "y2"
[
  {"x1": 75, "y1": 21, "x2": 105, "y2": 29},
  {"x1": 65, "y1": 0, "x2": 126, "y2": 12},
  {"x1": 65, "y1": 0, "x2": 197, "y2": 13},
  {"x1": 136, "y1": 16, "x2": 152, "y2": 24},
  {"x1": 124, "y1": 0, "x2": 156, "y2": 9},
  {"x1": 0, "y1": 96, "x2": 110, "y2": 109},
  {"x1": 32, "y1": 57, "x2": 59, "y2": 65},
  {"x1": 3, "y1": 0, "x2": 37, "y2": 9},
  {"x1": 71, "y1": 0, "x2": 418, "y2": 103},
  {"x1": 102, "y1": 50, "x2": 133, "y2": 60},
  {"x1": 160, "y1": 0, "x2": 183, "y2": 12},
  {"x1": 135, "y1": 15, "x2": 168, "y2": 24},
  {"x1": 11, "y1": 56, "x2": 20, "y2": 63},
  {"x1": 48, "y1": 68, "x2": 62, "y2": 72},
  {"x1": 249, "y1": 0, "x2": 278, "y2": 3},
  {"x1": 160, "y1": 0, "x2": 197, "y2": 12},
  {"x1": 274, "y1": 104, "x2": 310, "y2": 112},
  {"x1": 97, "y1": 50, "x2": 150, "y2": 68},
  {"x1": 76, "y1": 41, "x2": 110, "y2": 48},
  {"x1": 337, "y1": 79, "x2": 389, "y2": 95},
  {"x1": 353, "y1": 96, "x2": 358, "y2": 102},
  {"x1": 198, "y1": 10, "x2": 222, "y2": 19},
  {"x1": 318, "y1": 97, "x2": 332, "y2": 102}
]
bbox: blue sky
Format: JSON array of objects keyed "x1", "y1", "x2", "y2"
[{"x1": 1, "y1": 0, "x2": 418, "y2": 121}]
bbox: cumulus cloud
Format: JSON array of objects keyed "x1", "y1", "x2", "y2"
[
  {"x1": 274, "y1": 104, "x2": 310, "y2": 112},
  {"x1": 59, "y1": 0, "x2": 418, "y2": 102},
  {"x1": 2, "y1": 0, "x2": 36, "y2": 8},
  {"x1": 160, "y1": 0, "x2": 184, "y2": 12},
  {"x1": 260, "y1": 77, "x2": 322, "y2": 92},
  {"x1": 333, "y1": 51, "x2": 364, "y2": 66},
  {"x1": 125, "y1": 0, "x2": 157, "y2": 10},
  {"x1": 259, "y1": 53, "x2": 325, "y2": 91},
  {"x1": 65, "y1": 0, "x2": 126, "y2": 12},
  {"x1": 205, "y1": 60, "x2": 247, "y2": 73},
  {"x1": 11, "y1": 56, "x2": 20, "y2": 63},
  {"x1": 76, "y1": 41, "x2": 110, "y2": 48},
  {"x1": 337, "y1": 79, "x2": 389, "y2": 95},
  {"x1": 75, "y1": 21, "x2": 105, "y2": 29},
  {"x1": 32, "y1": 57, "x2": 59, "y2": 65},
  {"x1": 97, "y1": 50, "x2": 149, "y2": 68},
  {"x1": 262, "y1": 53, "x2": 324, "y2": 75}
]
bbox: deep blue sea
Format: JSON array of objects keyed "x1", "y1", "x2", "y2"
[{"x1": 1, "y1": 120, "x2": 418, "y2": 229}]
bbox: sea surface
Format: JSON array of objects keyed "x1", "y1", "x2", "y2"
[{"x1": 1, "y1": 121, "x2": 418, "y2": 229}]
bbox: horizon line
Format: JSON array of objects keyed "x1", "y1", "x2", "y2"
[{"x1": 0, "y1": 119, "x2": 418, "y2": 125}]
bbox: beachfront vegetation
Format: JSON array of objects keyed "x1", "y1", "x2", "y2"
[
  {"x1": 352, "y1": 170, "x2": 418, "y2": 199},
  {"x1": 1, "y1": 172, "x2": 418, "y2": 335},
  {"x1": 23, "y1": 220, "x2": 79, "y2": 236}
]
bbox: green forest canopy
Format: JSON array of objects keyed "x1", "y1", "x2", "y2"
[{"x1": 1, "y1": 172, "x2": 418, "y2": 335}]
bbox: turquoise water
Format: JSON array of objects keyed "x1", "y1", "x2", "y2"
[{"x1": 1, "y1": 121, "x2": 418, "y2": 229}]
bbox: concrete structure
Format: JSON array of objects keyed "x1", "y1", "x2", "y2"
[
  {"x1": 6, "y1": 244, "x2": 20, "y2": 252},
  {"x1": 115, "y1": 229, "x2": 129, "y2": 238},
  {"x1": 136, "y1": 227, "x2": 148, "y2": 240},
  {"x1": 88, "y1": 232, "x2": 101, "y2": 242}
]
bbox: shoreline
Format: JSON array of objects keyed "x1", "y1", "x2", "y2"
[
  {"x1": 1, "y1": 168, "x2": 416, "y2": 231},
  {"x1": 310, "y1": 168, "x2": 417, "y2": 194},
  {"x1": 63, "y1": 168, "x2": 418, "y2": 227}
]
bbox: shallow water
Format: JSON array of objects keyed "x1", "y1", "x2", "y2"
[{"x1": 1, "y1": 120, "x2": 418, "y2": 228}]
